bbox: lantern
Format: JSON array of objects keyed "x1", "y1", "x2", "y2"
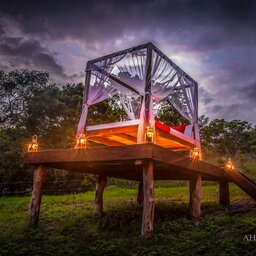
[
  {"x1": 145, "y1": 126, "x2": 154, "y2": 143},
  {"x1": 75, "y1": 134, "x2": 87, "y2": 149},
  {"x1": 191, "y1": 147, "x2": 200, "y2": 159},
  {"x1": 28, "y1": 135, "x2": 38, "y2": 152},
  {"x1": 225, "y1": 157, "x2": 234, "y2": 171}
]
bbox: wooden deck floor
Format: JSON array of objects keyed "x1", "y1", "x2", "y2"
[{"x1": 24, "y1": 144, "x2": 228, "y2": 182}]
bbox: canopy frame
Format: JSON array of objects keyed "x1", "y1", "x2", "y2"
[{"x1": 77, "y1": 42, "x2": 201, "y2": 156}]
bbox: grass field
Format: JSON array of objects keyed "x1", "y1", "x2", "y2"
[{"x1": 0, "y1": 184, "x2": 256, "y2": 256}]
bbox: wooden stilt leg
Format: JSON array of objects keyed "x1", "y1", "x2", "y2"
[
  {"x1": 137, "y1": 180, "x2": 143, "y2": 204},
  {"x1": 141, "y1": 160, "x2": 155, "y2": 238},
  {"x1": 94, "y1": 175, "x2": 107, "y2": 216},
  {"x1": 219, "y1": 181, "x2": 230, "y2": 206},
  {"x1": 29, "y1": 165, "x2": 45, "y2": 227},
  {"x1": 189, "y1": 174, "x2": 201, "y2": 222}
]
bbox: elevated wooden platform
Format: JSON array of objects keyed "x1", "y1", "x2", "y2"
[
  {"x1": 24, "y1": 144, "x2": 256, "y2": 237},
  {"x1": 24, "y1": 144, "x2": 226, "y2": 181}
]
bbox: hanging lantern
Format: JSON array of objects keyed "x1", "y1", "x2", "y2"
[
  {"x1": 225, "y1": 157, "x2": 234, "y2": 171},
  {"x1": 191, "y1": 147, "x2": 200, "y2": 159},
  {"x1": 75, "y1": 134, "x2": 87, "y2": 149},
  {"x1": 27, "y1": 135, "x2": 38, "y2": 152},
  {"x1": 145, "y1": 126, "x2": 154, "y2": 143}
]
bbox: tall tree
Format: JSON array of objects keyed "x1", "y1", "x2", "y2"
[
  {"x1": 200, "y1": 119, "x2": 253, "y2": 156},
  {"x1": 0, "y1": 70, "x2": 49, "y2": 127}
]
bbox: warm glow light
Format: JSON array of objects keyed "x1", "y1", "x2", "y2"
[
  {"x1": 75, "y1": 134, "x2": 87, "y2": 149},
  {"x1": 225, "y1": 157, "x2": 234, "y2": 171},
  {"x1": 27, "y1": 135, "x2": 38, "y2": 152},
  {"x1": 145, "y1": 126, "x2": 154, "y2": 143},
  {"x1": 191, "y1": 147, "x2": 200, "y2": 159}
]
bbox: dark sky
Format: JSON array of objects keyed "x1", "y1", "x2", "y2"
[{"x1": 0, "y1": 0, "x2": 256, "y2": 123}]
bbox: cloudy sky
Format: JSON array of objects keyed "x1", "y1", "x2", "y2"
[{"x1": 0, "y1": 0, "x2": 255, "y2": 123}]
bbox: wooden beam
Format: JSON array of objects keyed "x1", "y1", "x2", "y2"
[
  {"x1": 224, "y1": 170, "x2": 256, "y2": 200},
  {"x1": 88, "y1": 42, "x2": 150, "y2": 66},
  {"x1": 167, "y1": 147, "x2": 191, "y2": 151},
  {"x1": 219, "y1": 181, "x2": 230, "y2": 206},
  {"x1": 24, "y1": 144, "x2": 153, "y2": 165},
  {"x1": 29, "y1": 165, "x2": 45, "y2": 227},
  {"x1": 156, "y1": 129, "x2": 195, "y2": 150},
  {"x1": 141, "y1": 160, "x2": 155, "y2": 238},
  {"x1": 94, "y1": 175, "x2": 107, "y2": 216},
  {"x1": 85, "y1": 125, "x2": 138, "y2": 137},
  {"x1": 189, "y1": 174, "x2": 201, "y2": 222},
  {"x1": 87, "y1": 136, "x2": 126, "y2": 146},
  {"x1": 137, "y1": 180, "x2": 143, "y2": 204},
  {"x1": 152, "y1": 144, "x2": 228, "y2": 180},
  {"x1": 115, "y1": 133, "x2": 137, "y2": 143}
]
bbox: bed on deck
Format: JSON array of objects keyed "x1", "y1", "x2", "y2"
[{"x1": 85, "y1": 119, "x2": 196, "y2": 151}]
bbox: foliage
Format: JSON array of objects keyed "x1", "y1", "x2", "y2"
[
  {"x1": 0, "y1": 70, "x2": 129, "y2": 195},
  {"x1": 87, "y1": 95, "x2": 127, "y2": 126},
  {"x1": 200, "y1": 118, "x2": 254, "y2": 156},
  {"x1": 0, "y1": 69, "x2": 49, "y2": 126},
  {"x1": 156, "y1": 101, "x2": 189, "y2": 126},
  {"x1": 0, "y1": 70, "x2": 90, "y2": 194}
]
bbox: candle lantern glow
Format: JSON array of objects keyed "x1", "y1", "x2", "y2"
[
  {"x1": 225, "y1": 157, "x2": 234, "y2": 171},
  {"x1": 75, "y1": 134, "x2": 87, "y2": 149},
  {"x1": 28, "y1": 135, "x2": 38, "y2": 152},
  {"x1": 191, "y1": 147, "x2": 200, "y2": 159},
  {"x1": 145, "y1": 126, "x2": 154, "y2": 143}
]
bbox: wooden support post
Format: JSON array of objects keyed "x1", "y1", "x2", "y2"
[
  {"x1": 141, "y1": 160, "x2": 155, "y2": 238},
  {"x1": 94, "y1": 175, "x2": 107, "y2": 216},
  {"x1": 137, "y1": 180, "x2": 143, "y2": 204},
  {"x1": 219, "y1": 181, "x2": 230, "y2": 206},
  {"x1": 29, "y1": 165, "x2": 45, "y2": 227},
  {"x1": 189, "y1": 174, "x2": 201, "y2": 222}
]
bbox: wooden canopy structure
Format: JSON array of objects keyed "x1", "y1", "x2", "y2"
[
  {"x1": 76, "y1": 42, "x2": 202, "y2": 156},
  {"x1": 24, "y1": 43, "x2": 256, "y2": 238}
]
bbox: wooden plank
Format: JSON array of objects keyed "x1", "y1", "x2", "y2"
[
  {"x1": 24, "y1": 144, "x2": 153, "y2": 165},
  {"x1": 85, "y1": 125, "x2": 138, "y2": 137},
  {"x1": 29, "y1": 165, "x2": 45, "y2": 227},
  {"x1": 88, "y1": 42, "x2": 150, "y2": 66},
  {"x1": 224, "y1": 170, "x2": 256, "y2": 200},
  {"x1": 168, "y1": 147, "x2": 191, "y2": 151},
  {"x1": 108, "y1": 135, "x2": 136, "y2": 145},
  {"x1": 152, "y1": 144, "x2": 227, "y2": 179},
  {"x1": 87, "y1": 136, "x2": 126, "y2": 146},
  {"x1": 156, "y1": 129, "x2": 195, "y2": 149},
  {"x1": 94, "y1": 175, "x2": 107, "y2": 216},
  {"x1": 154, "y1": 164, "x2": 225, "y2": 181},
  {"x1": 86, "y1": 119, "x2": 139, "y2": 131},
  {"x1": 141, "y1": 160, "x2": 155, "y2": 238},
  {"x1": 189, "y1": 174, "x2": 201, "y2": 221},
  {"x1": 115, "y1": 133, "x2": 137, "y2": 143},
  {"x1": 24, "y1": 144, "x2": 228, "y2": 181},
  {"x1": 219, "y1": 181, "x2": 230, "y2": 206},
  {"x1": 42, "y1": 160, "x2": 226, "y2": 182}
]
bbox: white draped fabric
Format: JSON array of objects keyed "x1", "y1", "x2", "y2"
[{"x1": 77, "y1": 43, "x2": 200, "y2": 150}]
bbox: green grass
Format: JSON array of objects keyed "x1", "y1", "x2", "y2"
[{"x1": 0, "y1": 185, "x2": 255, "y2": 256}]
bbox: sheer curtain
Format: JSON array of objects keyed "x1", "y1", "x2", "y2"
[
  {"x1": 77, "y1": 44, "x2": 200, "y2": 148},
  {"x1": 77, "y1": 49, "x2": 147, "y2": 136}
]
